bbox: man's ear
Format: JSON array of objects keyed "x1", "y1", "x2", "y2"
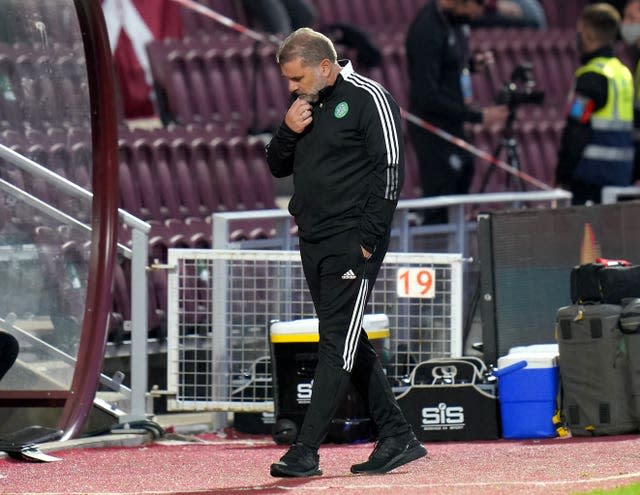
[{"x1": 320, "y1": 58, "x2": 332, "y2": 75}]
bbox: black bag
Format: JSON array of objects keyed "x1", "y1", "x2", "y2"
[
  {"x1": 556, "y1": 304, "x2": 638, "y2": 435},
  {"x1": 396, "y1": 358, "x2": 500, "y2": 441},
  {"x1": 570, "y1": 261, "x2": 640, "y2": 304}
]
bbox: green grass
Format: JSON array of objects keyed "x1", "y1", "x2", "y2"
[{"x1": 574, "y1": 483, "x2": 640, "y2": 494}]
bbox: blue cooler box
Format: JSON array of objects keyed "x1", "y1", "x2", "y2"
[{"x1": 495, "y1": 345, "x2": 559, "y2": 439}]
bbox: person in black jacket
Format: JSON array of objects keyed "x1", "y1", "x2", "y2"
[
  {"x1": 266, "y1": 27, "x2": 426, "y2": 478},
  {"x1": 406, "y1": 0, "x2": 508, "y2": 224},
  {"x1": 0, "y1": 331, "x2": 18, "y2": 382}
]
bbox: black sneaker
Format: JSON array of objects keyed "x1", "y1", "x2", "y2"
[
  {"x1": 350, "y1": 435, "x2": 427, "y2": 474},
  {"x1": 270, "y1": 442, "x2": 323, "y2": 478}
]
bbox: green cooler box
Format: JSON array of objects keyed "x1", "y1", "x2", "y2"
[{"x1": 269, "y1": 314, "x2": 390, "y2": 444}]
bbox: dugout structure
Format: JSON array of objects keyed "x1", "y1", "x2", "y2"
[{"x1": 166, "y1": 249, "x2": 465, "y2": 412}]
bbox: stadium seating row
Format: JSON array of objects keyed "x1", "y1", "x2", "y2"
[
  {"x1": 0, "y1": 43, "x2": 89, "y2": 130},
  {"x1": 145, "y1": 26, "x2": 578, "y2": 131},
  {"x1": 2, "y1": 0, "x2": 82, "y2": 48},
  {"x1": 142, "y1": 22, "x2": 574, "y2": 200},
  {"x1": 147, "y1": 38, "x2": 288, "y2": 132},
  {"x1": 314, "y1": 0, "x2": 589, "y2": 31},
  {"x1": 1, "y1": 110, "x2": 564, "y2": 242},
  {"x1": 181, "y1": 0, "x2": 589, "y2": 35},
  {"x1": 117, "y1": 132, "x2": 276, "y2": 224},
  {"x1": 29, "y1": 224, "x2": 165, "y2": 344}
]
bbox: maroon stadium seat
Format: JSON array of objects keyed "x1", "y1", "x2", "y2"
[
  {"x1": 132, "y1": 139, "x2": 164, "y2": 220},
  {"x1": 171, "y1": 137, "x2": 203, "y2": 219},
  {"x1": 150, "y1": 138, "x2": 184, "y2": 219},
  {"x1": 190, "y1": 137, "x2": 221, "y2": 217}
]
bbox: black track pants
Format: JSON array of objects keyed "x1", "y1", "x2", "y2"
[{"x1": 296, "y1": 228, "x2": 411, "y2": 449}]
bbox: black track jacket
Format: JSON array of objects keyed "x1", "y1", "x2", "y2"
[{"x1": 266, "y1": 60, "x2": 404, "y2": 254}]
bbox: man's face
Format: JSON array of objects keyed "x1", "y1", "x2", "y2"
[
  {"x1": 442, "y1": 0, "x2": 485, "y2": 21},
  {"x1": 624, "y1": 0, "x2": 640, "y2": 24},
  {"x1": 280, "y1": 57, "x2": 328, "y2": 103},
  {"x1": 457, "y1": 0, "x2": 485, "y2": 20},
  {"x1": 576, "y1": 19, "x2": 592, "y2": 55},
  {"x1": 621, "y1": 1, "x2": 640, "y2": 45}
]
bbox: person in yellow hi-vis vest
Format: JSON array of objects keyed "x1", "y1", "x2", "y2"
[
  {"x1": 620, "y1": 0, "x2": 640, "y2": 188},
  {"x1": 556, "y1": 3, "x2": 635, "y2": 205}
]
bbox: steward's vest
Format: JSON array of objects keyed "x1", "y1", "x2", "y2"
[
  {"x1": 574, "y1": 56, "x2": 634, "y2": 186},
  {"x1": 633, "y1": 59, "x2": 640, "y2": 141}
]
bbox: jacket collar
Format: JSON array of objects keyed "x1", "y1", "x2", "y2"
[
  {"x1": 316, "y1": 59, "x2": 352, "y2": 103},
  {"x1": 339, "y1": 59, "x2": 354, "y2": 78},
  {"x1": 580, "y1": 45, "x2": 615, "y2": 65}
]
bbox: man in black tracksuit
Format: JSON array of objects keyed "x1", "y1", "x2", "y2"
[{"x1": 266, "y1": 27, "x2": 426, "y2": 478}]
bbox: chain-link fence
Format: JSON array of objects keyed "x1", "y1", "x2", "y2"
[{"x1": 166, "y1": 249, "x2": 464, "y2": 412}]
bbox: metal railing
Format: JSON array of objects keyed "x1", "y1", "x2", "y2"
[
  {"x1": 602, "y1": 186, "x2": 640, "y2": 204},
  {"x1": 0, "y1": 143, "x2": 151, "y2": 421},
  {"x1": 165, "y1": 249, "x2": 465, "y2": 412},
  {"x1": 211, "y1": 189, "x2": 573, "y2": 253}
]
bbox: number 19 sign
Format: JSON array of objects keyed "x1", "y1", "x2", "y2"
[{"x1": 397, "y1": 267, "x2": 436, "y2": 298}]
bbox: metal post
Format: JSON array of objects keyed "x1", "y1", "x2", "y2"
[
  {"x1": 124, "y1": 227, "x2": 150, "y2": 421},
  {"x1": 448, "y1": 204, "x2": 466, "y2": 257},
  {"x1": 213, "y1": 213, "x2": 231, "y2": 249},
  {"x1": 395, "y1": 209, "x2": 410, "y2": 252},
  {"x1": 450, "y1": 257, "x2": 465, "y2": 357}
]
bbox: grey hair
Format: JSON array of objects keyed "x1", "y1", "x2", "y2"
[{"x1": 276, "y1": 27, "x2": 337, "y2": 66}]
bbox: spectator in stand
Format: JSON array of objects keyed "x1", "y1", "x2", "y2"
[
  {"x1": 620, "y1": 0, "x2": 640, "y2": 185},
  {"x1": 241, "y1": 0, "x2": 317, "y2": 35},
  {"x1": 0, "y1": 332, "x2": 18, "y2": 382},
  {"x1": 555, "y1": 3, "x2": 635, "y2": 204},
  {"x1": 405, "y1": 0, "x2": 508, "y2": 224}
]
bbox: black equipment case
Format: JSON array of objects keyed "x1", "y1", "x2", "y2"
[
  {"x1": 556, "y1": 304, "x2": 639, "y2": 435},
  {"x1": 396, "y1": 358, "x2": 500, "y2": 441},
  {"x1": 571, "y1": 261, "x2": 640, "y2": 304},
  {"x1": 268, "y1": 317, "x2": 391, "y2": 444}
]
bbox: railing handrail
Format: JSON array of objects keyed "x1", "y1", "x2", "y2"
[
  {"x1": 210, "y1": 189, "x2": 572, "y2": 222},
  {"x1": 601, "y1": 185, "x2": 640, "y2": 204},
  {"x1": 396, "y1": 189, "x2": 572, "y2": 209},
  {"x1": 0, "y1": 142, "x2": 150, "y2": 234},
  {"x1": 211, "y1": 189, "x2": 573, "y2": 253}
]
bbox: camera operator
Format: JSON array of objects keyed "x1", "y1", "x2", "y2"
[
  {"x1": 555, "y1": 3, "x2": 635, "y2": 205},
  {"x1": 406, "y1": 0, "x2": 508, "y2": 224}
]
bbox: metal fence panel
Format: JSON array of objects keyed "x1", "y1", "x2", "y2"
[{"x1": 167, "y1": 249, "x2": 464, "y2": 412}]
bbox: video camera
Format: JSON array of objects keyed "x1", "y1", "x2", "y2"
[{"x1": 495, "y1": 62, "x2": 545, "y2": 109}]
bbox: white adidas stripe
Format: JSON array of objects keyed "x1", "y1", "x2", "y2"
[
  {"x1": 349, "y1": 72, "x2": 400, "y2": 199},
  {"x1": 342, "y1": 278, "x2": 368, "y2": 372},
  {"x1": 344, "y1": 72, "x2": 401, "y2": 200}
]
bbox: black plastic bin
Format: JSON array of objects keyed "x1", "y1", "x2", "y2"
[{"x1": 269, "y1": 314, "x2": 390, "y2": 444}]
